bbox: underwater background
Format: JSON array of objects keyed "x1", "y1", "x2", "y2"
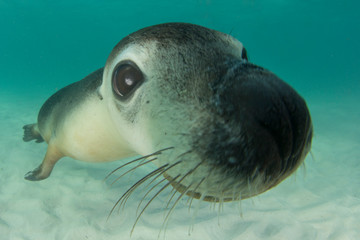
[{"x1": 0, "y1": 0, "x2": 359, "y2": 239}]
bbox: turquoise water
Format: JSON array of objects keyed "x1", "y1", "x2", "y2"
[
  {"x1": 1, "y1": 0, "x2": 359, "y2": 98},
  {"x1": 1, "y1": 1, "x2": 359, "y2": 239}
]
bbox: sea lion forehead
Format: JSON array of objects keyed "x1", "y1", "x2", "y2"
[
  {"x1": 108, "y1": 23, "x2": 244, "y2": 63},
  {"x1": 126, "y1": 22, "x2": 227, "y2": 44}
]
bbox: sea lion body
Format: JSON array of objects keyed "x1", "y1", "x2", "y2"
[
  {"x1": 24, "y1": 23, "x2": 312, "y2": 202},
  {"x1": 23, "y1": 69, "x2": 135, "y2": 180}
]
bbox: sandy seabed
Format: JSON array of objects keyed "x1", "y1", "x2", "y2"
[{"x1": 0, "y1": 90, "x2": 359, "y2": 240}]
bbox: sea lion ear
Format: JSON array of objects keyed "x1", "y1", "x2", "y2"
[
  {"x1": 112, "y1": 60, "x2": 144, "y2": 100},
  {"x1": 241, "y1": 47, "x2": 248, "y2": 61}
]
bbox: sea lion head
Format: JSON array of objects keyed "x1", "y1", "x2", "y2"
[{"x1": 100, "y1": 23, "x2": 313, "y2": 202}]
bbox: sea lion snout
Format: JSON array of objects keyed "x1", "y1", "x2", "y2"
[{"x1": 195, "y1": 61, "x2": 313, "y2": 198}]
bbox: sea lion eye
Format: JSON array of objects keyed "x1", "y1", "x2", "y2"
[
  {"x1": 241, "y1": 47, "x2": 248, "y2": 61},
  {"x1": 112, "y1": 61, "x2": 144, "y2": 99}
]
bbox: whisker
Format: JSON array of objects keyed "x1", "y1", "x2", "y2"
[
  {"x1": 159, "y1": 159, "x2": 204, "y2": 236},
  {"x1": 188, "y1": 189, "x2": 208, "y2": 235},
  {"x1": 165, "y1": 160, "x2": 204, "y2": 210},
  {"x1": 110, "y1": 157, "x2": 158, "y2": 186},
  {"x1": 165, "y1": 189, "x2": 178, "y2": 220},
  {"x1": 211, "y1": 199, "x2": 216, "y2": 211},
  {"x1": 217, "y1": 193, "x2": 224, "y2": 226},
  {"x1": 188, "y1": 177, "x2": 205, "y2": 213},
  {"x1": 166, "y1": 185, "x2": 178, "y2": 207},
  {"x1": 215, "y1": 181, "x2": 224, "y2": 204},
  {"x1": 145, "y1": 149, "x2": 191, "y2": 190},
  {"x1": 161, "y1": 183, "x2": 193, "y2": 239},
  {"x1": 130, "y1": 175, "x2": 181, "y2": 236},
  {"x1": 173, "y1": 132, "x2": 191, "y2": 136},
  {"x1": 117, "y1": 163, "x2": 173, "y2": 212},
  {"x1": 109, "y1": 160, "x2": 183, "y2": 222},
  {"x1": 310, "y1": 150, "x2": 315, "y2": 161},
  {"x1": 238, "y1": 193, "x2": 243, "y2": 218},
  {"x1": 301, "y1": 161, "x2": 307, "y2": 178},
  {"x1": 232, "y1": 184, "x2": 237, "y2": 202},
  {"x1": 160, "y1": 149, "x2": 194, "y2": 208},
  {"x1": 188, "y1": 164, "x2": 218, "y2": 235},
  {"x1": 104, "y1": 156, "x2": 147, "y2": 181},
  {"x1": 136, "y1": 160, "x2": 184, "y2": 215},
  {"x1": 136, "y1": 178, "x2": 167, "y2": 215},
  {"x1": 104, "y1": 146, "x2": 174, "y2": 181},
  {"x1": 107, "y1": 164, "x2": 168, "y2": 221},
  {"x1": 247, "y1": 177, "x2": 252, "y2": 194},
  {"x1": 188, "y1": 163, "x2": 217, "y2": 213},
  {"x1": 176, "y1": 149, "x2": 193, "y2": 159}
]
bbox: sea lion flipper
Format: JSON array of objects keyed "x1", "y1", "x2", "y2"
[
  {"x1": 24, "y1": 166, "x2": 43, "y2": 181},
  {"x1": 23, "y1": 124, "x2": 44, "y2": 143},
  {"x1": 25, "y1": 144, "x2": 63, "y2": 181}
]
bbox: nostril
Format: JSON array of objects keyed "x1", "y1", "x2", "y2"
[{"x1": 228, "y1": 156, "x2": 237, "y2": 164}]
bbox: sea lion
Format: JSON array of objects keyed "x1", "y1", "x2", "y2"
[{"x1": 23, "y1": 22, "x2": 312, "y2": 204}]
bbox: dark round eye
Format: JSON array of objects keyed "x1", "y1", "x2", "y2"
[
  {"x1": 241, "y1": 47, "x2": 248, "y2": 61},
  {"x1": 112, "y1": 62, "x2": 144, "y2": 99}
]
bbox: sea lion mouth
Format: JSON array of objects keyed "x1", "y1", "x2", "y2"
[{"x1": 163, "y1": 172, "x2": 236, "y2": 202}]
